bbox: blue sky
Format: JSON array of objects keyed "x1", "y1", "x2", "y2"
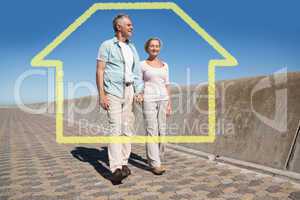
[{"x1": 1, "y1": 0, "x2": 299, "y2": 105}]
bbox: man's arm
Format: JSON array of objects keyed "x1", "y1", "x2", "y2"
[
  {"x1": 132, "y1": 61, "x2": 144, "y2": 104},
  {"x1": 96, "y1": 60, "x2": 109, "y2": 110},
  {"x1": 131, "y1": 45, "x2": 144, "y2": 95}
]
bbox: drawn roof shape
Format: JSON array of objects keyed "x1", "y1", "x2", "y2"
[{"x1": 31, "y1": 2, "x2": 238, "y2": 144}]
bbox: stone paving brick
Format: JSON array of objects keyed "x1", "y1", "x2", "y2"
[
  {"x1": 289, "y1": 191, "x2": 300, "y2": 200},
  {"x1": 265, "y1": 185, "x2": 282, "y2": 193},
  {"x1": 143, "y1": 194, "x2": 161, "y2": 200},
  {"x1": 54, "y1": 185, "x2": 76, "y2": 193},
  {"x1": 0, "y1": 195, "x2": 9, "y2": 200}
]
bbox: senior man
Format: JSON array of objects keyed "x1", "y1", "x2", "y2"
[{"x1": 96, "y1": 14, "x2": 143, "y2": 183}]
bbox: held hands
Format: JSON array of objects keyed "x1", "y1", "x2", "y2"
[
  {"x1": 134, "y1": 93, "x2": 144, "y2": 104},
  {"x1": 166, "y1": 101, "x2": 172, "y2": 117},
  {"x1": 99, "y1": 94, "x2": 109, "y2": 110}
]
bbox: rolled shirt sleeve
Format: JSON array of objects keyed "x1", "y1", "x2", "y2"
[{"x1": 97, "y1": 42, "x2": 109, "y2": 62}]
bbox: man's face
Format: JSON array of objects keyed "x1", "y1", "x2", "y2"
[{"x1": 117, "y1": 17, "x2": 133, "y2": 39}]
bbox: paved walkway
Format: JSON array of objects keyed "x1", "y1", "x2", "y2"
[{"x1": 0, "y1": 108, "x2": 300, "y2": 200}]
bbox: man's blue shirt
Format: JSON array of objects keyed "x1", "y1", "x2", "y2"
[{"x1": 97, "y1": 37, "x2": 144, "y2": 98}]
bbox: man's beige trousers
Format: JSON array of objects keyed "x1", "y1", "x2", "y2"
[{"x1": 107, "y1": 85, "x2": 134, "y2": 173}]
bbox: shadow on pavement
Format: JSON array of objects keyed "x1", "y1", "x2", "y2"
[
  {"x1": 70, "y1": 146, "x2": 150, "y2": 185},
  {"x1": 128, "y1": 151, "x2": 151, "y2": 172}
]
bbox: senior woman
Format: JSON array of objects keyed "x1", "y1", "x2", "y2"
[{"x1": 141, "y1": 38, "x2": 172, "y2": 175}]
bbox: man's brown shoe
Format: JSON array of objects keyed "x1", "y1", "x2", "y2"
[
  {"x1": 151, "y1": 166, "x2": 166, "y2": 175},
  {"x1": 122, "y1": 165, "x2": 131, "y2": 178},
  {"x1": 111, "y1": 169, "x2": 123, "y2": 183}
]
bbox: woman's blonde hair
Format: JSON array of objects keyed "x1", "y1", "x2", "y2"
[{"x1": 144, "y1": 37, "x2": 163, "y2": 53}]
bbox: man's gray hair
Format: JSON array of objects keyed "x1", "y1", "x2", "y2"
[{"x1": 113, "y1": 14, "x2": 130, "y2": 32}]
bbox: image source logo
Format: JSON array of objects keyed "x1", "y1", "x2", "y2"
[{"x1": 251, "y1": 68, "x2": 287, "y2": 133}]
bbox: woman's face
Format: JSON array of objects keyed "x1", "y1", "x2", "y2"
[{"x1": 147, "y1": 40, "x2": 161, "y2": 57}]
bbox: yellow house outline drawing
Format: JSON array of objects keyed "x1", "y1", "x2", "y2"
[{"x1": 31, "y1": 2, "x2": 238, "y2": 144}]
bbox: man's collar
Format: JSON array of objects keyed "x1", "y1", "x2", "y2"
[{"x1": 113, "y1": 36, "x2": 131, "y2": 44}]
